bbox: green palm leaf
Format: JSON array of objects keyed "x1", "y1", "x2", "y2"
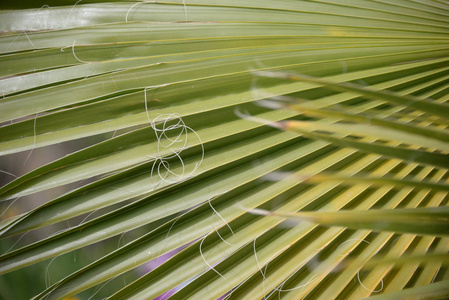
[{"x1": 0, "y1": 1, "x2": 448, "y2": 299}]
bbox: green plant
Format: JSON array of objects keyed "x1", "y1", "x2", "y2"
[{"x1": 0, "y1": 1, "x2": 448, "y2": 299}]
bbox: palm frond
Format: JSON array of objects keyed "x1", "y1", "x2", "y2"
[{"x1": 0, "y1": 1, "x2": 448, "y2": 299}]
